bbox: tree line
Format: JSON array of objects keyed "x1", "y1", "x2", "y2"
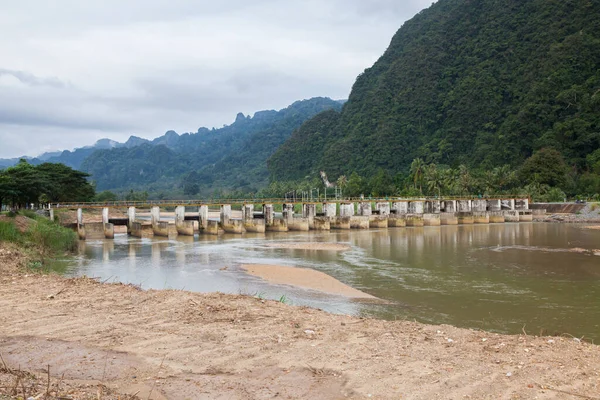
[{"x1": 0, "y1": 160, "x2": 95, "y2": 210}]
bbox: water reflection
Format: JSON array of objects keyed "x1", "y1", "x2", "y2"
[{"x1": 66, "y1": 223, "x2": 600, "y2": 340}]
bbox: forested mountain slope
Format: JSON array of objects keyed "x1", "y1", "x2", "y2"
[
  {"x1": 81, "y1": 97, "x2": 342, "y2": 193},
  {"x1": 269, "y1": 0, "x2": 600, "y2": 181}
]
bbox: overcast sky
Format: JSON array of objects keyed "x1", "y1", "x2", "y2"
[{"x1": 0, "y1": 0, "x2": 434, "y2": 158}]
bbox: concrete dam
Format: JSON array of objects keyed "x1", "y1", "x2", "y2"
[{"x1": 51, "y1": 198, "x2": 535, "y2": 240}]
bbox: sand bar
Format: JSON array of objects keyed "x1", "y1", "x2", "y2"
[{"x1": 241, "y1": 263, "x2": 375, "y2": 299}]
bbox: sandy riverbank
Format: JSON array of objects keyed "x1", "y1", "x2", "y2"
[{"x1": 1, "y1": 244, "x2": 600, "y2": 399}]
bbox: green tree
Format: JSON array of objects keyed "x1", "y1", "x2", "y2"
[
  {"x1": 519, "y1": 148, "x2": 569, "y2": 188},
  {"x1": 409, "y1": 158, "x2": 425, "y2": 194}
]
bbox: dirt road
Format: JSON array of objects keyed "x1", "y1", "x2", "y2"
[{"x1": 1, "y1": 244, "x2": 599, "y2": 399}]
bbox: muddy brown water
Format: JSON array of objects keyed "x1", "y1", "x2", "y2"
[{"x1": 61, "y1": 223, "x2": 600, "y2": 340}]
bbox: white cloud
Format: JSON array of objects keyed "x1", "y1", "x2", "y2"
[{"x1": 0, "y1": 0, "x2": 434, "y2": 158}]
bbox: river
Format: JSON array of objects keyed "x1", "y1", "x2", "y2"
[{"x1": 61, "y1": 222, "x2": 600, "y2": 340}]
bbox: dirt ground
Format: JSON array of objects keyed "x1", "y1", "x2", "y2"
[{"x1": 1, "y1": 244, "x2": 600, "y2": 400}]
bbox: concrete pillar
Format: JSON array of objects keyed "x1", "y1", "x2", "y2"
[
  {"x1": 423, "y1": 213, "x2": 441, "y2": 226},
  {"x1": 151, "y1": 206, "x2": 160, "y2": 228},
  {"x1": 130, "y1": 221, "x2": 143, "y2": 238},
  {"x1": 408, "y1": 201, "x2": 424, "y2": 214},
  {"x1": 242, "y1": 204, "x2": 255, "y2": 222},
  {"x1": 302, "y1": 203, "x2": 316, "y2": 229},
  {"x1": 263, "y1": 204, "x2": 274, "y2": 226},
  {"x1": 391, "y1": 201, "x2": 408, "y2": 214},
  {"x1": 283, "y1": 203, "x2": 295, "y2": 222},
  {"x1": 127, "y1": 207, "x2": 136, "y2": 234},
  {"x1": 508, "y1": 199, "x2": 516, "y2": 211},
  {"x1": 472, "y1": 199, "x2": 487, "y2": 212},
  {"x1": 104, "y1": 222, "x2": 115, "y2": 239},
  {"x1": 49, "y1": 208, "x2": 54, "y2": 221},
  {"x1": 175, "y1": 206, "x2": 194, "y2": 236},
  {"x1": 102, "y1": 207, "x2": 109, "y2": 224},
  {"x1": 487, "y1": 199, "x2": 501, "y2": 211},
  {"x1": 220, "y1": 204, "x2": 232, "y2": 225},
  {"x1": 376, "y1": 202, "x2": 390, "y2": 216},
  {"x1": 457, "y1": 200, "x2": 472, "y2": 212},
  {"x1": 77, "y1": 208, "x2": 85, "y2": 240},
  {"x1": 424, "y1": 200, "x2": 441, "y2": 214},
  {"x1": 515, "y1": 198, "x2": 529, "y2": 210},
  {"x1": 443, "y1": 200, "x2": 457, "y2": 213},
  {"x1": 358, "y1": 202, "x2": 372, "y2": 216},
  {"x1": 323, "y1": 203, "x2": 337, "y2": 218},
  {"x1": 340, "y1": 203, "x2": 355, "y2": 217},
  {"x1": 314, "y1": 217, "x2": 331, "y2": 230},
  {"x1": 199, "y1": 205, "x2": 208, "y2": 229}
]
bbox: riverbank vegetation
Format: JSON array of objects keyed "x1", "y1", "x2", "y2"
[
  {"x1": 0, "y1": 211, "x2": 77, "y2": 268},
  {"x1": 0, "y1": 159, "x2": 95, "y2": 210}
]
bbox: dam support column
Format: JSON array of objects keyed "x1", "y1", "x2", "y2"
[
  {"x1": 151, "y1": 206, "x2": 169, "y2": 237},
  {"x1": 375, "y1": 202, "x2": 390, "y2": 216},
  {"x1": 302, "y1": 203, "x2": 316, "y2": 229},
  {"x1": 408, "y1": 201, "x2": 424, "y2": 214},
  {"x1": 283, "y1": 203, "x2": 295, "y2": 222},
  {"x1": 49, "y1": 207, "x2": 54, "y2": 222},
  {"x1": 127, "y1": 207, "x2": 136, "y2": 235},
  {"x1": 323, "y1": 203, "x2": 337, "y2": 218},
  {"x1": 358, "y1": 202, "x2": 372, "y2": 216},
  {"x1": 77, "y1": 208, "x2": 85, "y2": 240},
  {"x1": 175, "y1": 206, "x2": 194, "y2": 236},
  {"x1": 424, "y1": 200, "x2": 441, "y2": 214},
  {"x1": 102, "y1": 207, "x2": 114, "y2": 239},
  {"x1": 443, "y1": 200, "x2": 457, "y2": 213},
  {"x1": 242, "y1": 204, "x2": 254, "y2": 222},
  {"x1": 487, "y1": 199, "x2": 501, "y2": 212},
  {"x1": 199, "y1": 205, "x2": 208, "y2": 230}
]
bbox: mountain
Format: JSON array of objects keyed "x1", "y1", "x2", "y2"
[
  {"x1": 268, "y1": 0, "x2": 600, "y2": 182},
  {"x1": 80, "y1": 97, "x2": 343, "y2": 193}
]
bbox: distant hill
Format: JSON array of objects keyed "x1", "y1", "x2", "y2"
[
  {"x1": 268, "y1": 0, "x2": 600, "y2": 181},
  {"x1": 80, "y1": 97, "x2": 343, "y2": 193}
]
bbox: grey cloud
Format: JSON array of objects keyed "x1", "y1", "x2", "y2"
[
  {"x1": 0, "y1": 0, "x2": 435, "y2": 158},
  {"x1": 0, "y1": 69, "x2": 67, "y2": 88}
]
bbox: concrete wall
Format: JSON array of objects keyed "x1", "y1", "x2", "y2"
[
  {"x1": 406, "y1": 215, "x2": 424, "y2": 227},
  {"x1": 323, "y1": 203, "x2": 337, "y2": 217},
  {"x1": 266, "y1": 218, "x2": 288, "y2": 232},
  {"x1": 473, "y1": 212, "x2": 490, "y2": 224},
  {"x1": 408, "y1": 201, "x2": 424, "y2": 214},
  {"x1": 423, "y1": 213, "x2": 441, "y2": 226},
  {"x1": 457, "y1": 212, "x2": 474, "y2": 224},
  {"x1": 205, "y1": 220, "x2": 220, "y2": 235},
  {"x1": 519, "y1": 210, "x2": 533, "y2": 222},
  {"x1": 220, "y1": 204, "x2": 232, "y2": 225},
  {"x1": 388, "y1": 215, "x2": 406, "y2": 227},
  {"x1": 350, "y1": 216, "x2": 370, "y2": 229},
  {"x1": 175, "y1": 206, "x2": 194, "y2": 236},
  {"x1": 472, "y1": 200, "x2": 487, "y2": 212},
  {"x1": 487, "y1": 199, "x2": 501, "y2": 211},
  {"x1": 151, "y1": 206, "x2": 161, "y2": 228},
  {"x1": 530, "y1": 203, "x2": 585, "y2": 214},
  {"x1": 263, "y1": 204, "x2": 274, "y2": 226},
  {"x1": 154, "y1": 221, "x2": 170, "y2": 237},
  {"x1": 199, "y1": 205, "x2": 209, "y2": 229},
  {"x1": 391, "y1": 201, "x2": 408, "y2": 214},
  {"x1": 283, "y1": 204, "x2": 295, "y2": 221},
  {"x1": 288, "y1": 217, "x2": 310, "y2": 231},
  {"x1": 358, "y1": 202, "x2": 372, "y2": 216},
  {"x1": 242, "y1": 204, "x2": 254, "y2": 222},
  {"x1": 424, "y1": 201, "x2": 441, "y2": 214},
  {"x1": 222, "y1": 219, "x2": 245, "y2": 234},
  {"x1": 489, "y1": 211, "x2": 505, "y2": 223},
  {"x1": 128, "y1": 207, "x2": 136, "y2": 234},
  {"x1": 376, "y1": 202, "x2": 390, "y2": 216},
  {"x1": 313, "y1": 217, "x2": 331, "y2": 231},
  {"x1": 515, "y1": 199, "x2": 530, "y2": 210},
  {"x1": 443, "y1": 200, "x2": 457, "y2": 213},
  {"x1": 244, "y1": 219, "x2": 266, "y2": 233},
  {"x1": 130, "y1": 222, "x2": 143, "y2": 238},
  {"x1": 302, "y1": 203, "x2": 316, "y2": 228},
  {"x1": 104, "y1": 223, "x2": 115, "y2": 239},
  {"x1": 340, "y1": 203, "x2": 354, "y2": 217},
  {"x1": 504, "y1": 210, "x2": 520, "y2": 222},
  {"x1": 331, "y1": 216, "x2": 351, "y2": 230},
  {"x1": 369, "y1": 215, "x2": 388, "y2": 228},
  {"x1": 457, "y1": 200, "x2": 472, "y2": 212},
  {"x1": 85, "y1": 222, "x2": 105, "y2": 239},
  {"x1": 440, "y1": 212, "x2": 458, "y2": 225}
]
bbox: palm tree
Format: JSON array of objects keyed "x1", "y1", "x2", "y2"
[
  {"x1": 410, "y1": 158, "x2": 425, "y2": 194},
  {"x1": 424, "y1": 164, "x2": 443, "y2": 197}
]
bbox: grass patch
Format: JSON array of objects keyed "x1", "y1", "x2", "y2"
[{"x1": 0, "y1": 220, "x2": 21, "y2": 242}]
